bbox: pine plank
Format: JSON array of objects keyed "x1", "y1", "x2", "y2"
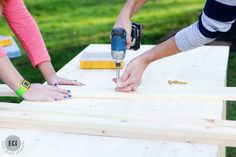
[{"x1": 0, "y1": 105, "x2": 236, "y2": 147}]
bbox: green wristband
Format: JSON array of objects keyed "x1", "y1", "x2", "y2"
[
  {"x1": 15, "y1": 80, "x2": 31, "y2": 97},
  {"x1": 16, "y1": 87, "x2": 28, "y2": 97}
]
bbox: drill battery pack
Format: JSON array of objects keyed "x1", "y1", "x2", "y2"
[{"x1": 130, "y1": 22, "x2": 144, "y2": 50}]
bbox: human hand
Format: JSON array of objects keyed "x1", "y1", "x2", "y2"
[
  {"x1": 46, "y1": 73, "x2": 85, "y2": 87},
  {"x1": 112, "y1": 55, "x2": 149, "y2": 92},
  {"x1": 22, "y1": 84, "x2": 71, "y2": 101},
  {"x1": 113, "y1": 19, "x2": 132, "y2": 49}
]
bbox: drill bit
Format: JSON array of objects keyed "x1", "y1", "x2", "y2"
[
  {"x1": 116, "y1": 63, "x2": 121, "y2": 91},
  {"x1": 116, "y1": 67, "x2": 120, "y2": 90},
  {"x1": 116, "y1": 67, "x2": 120, "y2": 80}
]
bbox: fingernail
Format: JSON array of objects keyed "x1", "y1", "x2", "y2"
[
  {"x1": 54, "y1": 98, "x2": 58, "y2": 101},
  {"x1": 67, "y1": 90, "x2": 71, "y2": 93},
  {"x1": 64, "y1": 96, "x2": 68, "y2": 99},
  {"x1": 74, "y1": 80, "x2": 77, "y2": 82},
  {"x1": 54, "y1": 83, "x2": 59, "y2": 86},
  {"x1": 68, "y1": 95, "x2": 72, "y2": 98}
]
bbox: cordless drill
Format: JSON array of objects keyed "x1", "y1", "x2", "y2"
[{"x1": 111, "y1": 22, "x2": 144, "y2": 84}]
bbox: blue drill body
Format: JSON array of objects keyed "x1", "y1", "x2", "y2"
[
  {"x1": 111, "y1": 33, "x2": 126, "y2": 52},
  {"x1": 111, "y1": 28, "x2": 127, "y2": 66},
  {"x1": 111, "y1": 28, "x2": 126, "y2": 82}
]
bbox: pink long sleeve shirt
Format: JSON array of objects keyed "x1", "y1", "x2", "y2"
[{"x1": 0, "y1": 0, "x2": 50, "y2": 67}]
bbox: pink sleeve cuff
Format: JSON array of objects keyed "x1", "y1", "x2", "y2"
[{"x1": 34, "y1": 57, "x2": 51, "y2": 67}]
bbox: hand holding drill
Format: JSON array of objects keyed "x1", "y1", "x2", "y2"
[{"x1": 111, "y1": 22, "x2": 144, "y2": 91}]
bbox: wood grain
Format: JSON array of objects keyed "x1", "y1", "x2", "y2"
[
  {"x1": 0, "y1": 45, "x2": 231, "y2": 157},
  {"x1": 68, "y1": 86, "x2": 236, "y2": 101},
  {"x1": 0, "y1": 103, "x2": 236, "y2": 147}
]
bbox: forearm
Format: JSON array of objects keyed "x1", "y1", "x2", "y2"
[
  {"x1": 0, "y1": 56, "x2": 24, "y2": 91},
  {"x1": 117, "y1": 0, "x2": 146, "y2": 21},
  {"x1": 141, "y1": 37, "x2": 180, "y2": 64},
  {"x1": 131, "y1": 0, "x2": 148, "y2": 17},
  {"x1": 117, "y1": 0, "x2": 137, "y2": 21},
  {"x1": 37, "y1": 61, "x2": 56, "y2": 81}
]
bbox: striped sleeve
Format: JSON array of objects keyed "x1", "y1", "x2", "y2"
[{"x1": 175, "y1": 0, "x2": 236, "y2": 52}]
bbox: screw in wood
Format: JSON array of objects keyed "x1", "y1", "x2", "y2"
[{"x1": 168, "y1": 80, "x2": 188, "y2": 85}]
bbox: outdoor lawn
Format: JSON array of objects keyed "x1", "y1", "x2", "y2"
[{"x1": 0, "y1": 0, "x2": 235, "y2": 156}]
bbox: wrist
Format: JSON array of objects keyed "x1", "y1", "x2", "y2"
[
  {"x1": 15, "y1": 80, "x2": 31, "y2": 97},
  {"x1": 114, "y1": 14, "x2": 130, "y2": 28},
  {"x1": 44, "y1": 72, "x2": 56, "y2": 82},
  {"x1": 38, "y1": 61, "x2": 56, "y2": 81},
  {"x1": 118, "y1": 13, "x2": 131, "y2": 22},
  {"x1": 11, "y1": 78, "x2": 24, "y2": 92},
  {"x1": 138, "y1": 54, "x2": 151, "y2": 68}
]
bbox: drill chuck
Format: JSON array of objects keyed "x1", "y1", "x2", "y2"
[{"x1": 116, "y1": 62, "x2": 121, "y2": 68}]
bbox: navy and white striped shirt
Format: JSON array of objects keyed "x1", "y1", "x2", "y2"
[{"x1": 175, "y1": 0, "x2": 236, "y2": 51}]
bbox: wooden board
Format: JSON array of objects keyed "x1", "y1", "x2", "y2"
[
  {"x1": 0, "y1": 128, "x2": 219, "y2": 157},
  {"x1": 0, "y1": 45, "x2": 230, "y2": 157},
  {"x1": 68, "y1": 86, "x2": 236, "y2": 101},
  {"x1": 0, "y1": 102, "x2": 236, "y2": 147},
  {"x1": 2, "y1": 84, "x2": 236, "y2": 101}
]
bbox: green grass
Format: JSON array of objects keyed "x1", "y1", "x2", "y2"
[
  {"x1": 227, "y1": 52, "x2": 236, "y2": 157},
  {"x1": 0, "y1": 0, "x2": 235, "y2": 156}
]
